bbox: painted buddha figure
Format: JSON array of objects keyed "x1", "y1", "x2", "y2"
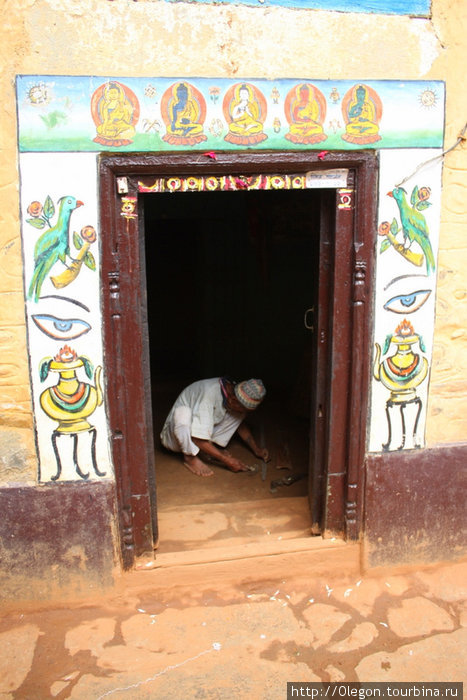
[
  {"x1": 95, "y1": 82, "x2": 136, "y2": 145},
  {"x1": 286, "y1": 84, "x2": 327, "y2": 145},
  {"x1": 224, "y1": 83, "x2": 267, "y2": 145},
  {"x1": 342, "y1": 84, "x2": 381, "y2": 144},
  {"x1": 163, "y1": 82, "x2": 206, "y2": 145}
]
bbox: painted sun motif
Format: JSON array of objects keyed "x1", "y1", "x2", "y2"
[
  {"x1": 27, "y1": 82, "x2": 52, "y2": 106},
  {"x1": 419, "y1": 88, "x2": 438, "y2": 109}
]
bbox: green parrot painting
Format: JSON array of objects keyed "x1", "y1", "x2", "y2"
[
  {"x1": 387, "y1": 186, "x2": 435, "y2": 275},
  {"x1": 28, "y1": 195, "x2": 83, "y2": 302}
]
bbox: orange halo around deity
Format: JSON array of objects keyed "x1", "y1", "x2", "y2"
[
  {"x1": 91, "y1": 81, "x2": 140, "y2": 147},
  {"x1": 284, "y1": 83, "x2": 328, "y2": 145},
  {"x1": 341, "y1": 84, "x2": 383, "y2": 145},
  {"x1": 160, "y1": 82, "x2": 207, "y2": 146},
  {"x1": 222, "y1": 83, "x2": 268, "y2": 146}
]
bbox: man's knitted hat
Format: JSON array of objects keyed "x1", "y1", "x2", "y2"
[{"x1": 234, "y1": 378, "x2": 266, "y2": 410}]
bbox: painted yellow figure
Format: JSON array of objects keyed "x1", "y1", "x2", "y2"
[
  {"x1": 342, "y1": 84, "x2": 381, "y2": 144},
  {"x1": 225, "y1": 84, "x2": 267, "y2": 145},
  {"x1": 286, "y1": 84, "x2": 327, "y2": 145},
  {"x1": 163, "y1": 83, "x2": 206, "y2": 145},
  {"x1": 95, "y1": 82, "x2": 136, "y2": 144}
]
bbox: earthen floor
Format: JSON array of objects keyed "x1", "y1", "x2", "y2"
[{"x1": 1, "y1": 555, "x2": 465, "y2": 698}]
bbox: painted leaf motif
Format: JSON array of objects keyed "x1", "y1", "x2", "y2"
[
  {"x1": 410, "y1": 185, "x2": 419, "y2": 207},
  {"x1": 383, "y1": 334, "x2": 392, "y2": 355},
  {"x1": 80, "y1": 356, "x2": 94, "y2": 379},
  {"x1": 39, "y1": 358, "x2": 52, "y2": 382},
  {"x1": 40, "y1": 111, "x2": 67, "y2": 129},
  {"x1": 84, "y1": 251, "x2": 96, "y2": 271},
  {"x1": 380, "y1": 239, "x2": 391, "y2": 253},
  {"x1": 419, "y1": 335, "x2": 426, "y2": 353},
  {"x1": 73, "y1": 232, "x2": 83, "y2": 250},
  {"x1": 43, "y1": 195, "x2": 55, "y2": 220},
  {"x1": 390, "y1": 218, "x2": 399, "y2": 235},
  {"x1": 416, "y1": 201, "x2": 431, "y2": 211},
  {"x1": 27, "y1": 218, "x2": 46, "y2": 229}
]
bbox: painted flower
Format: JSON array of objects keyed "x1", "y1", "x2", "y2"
[
  {"x1": 292, "y1": 175, "x2": 305, "y2": 189},
  {"x1": 27, "y1": 201, "x2": 43, "y2": 217},
  {"x1": 81, "y1": 225, "x2": 97, "y2": 243},
  {"x1": 271, "y1": 176, "x2": 285, "y2": 189},
  {"x1": 205, "y1": 177, "x2": 219, "y2": 191},
  {"x1": 54, "y1": 345, "x2": 78, "y2": 363},
  {"x1": 418, "y1": 186, "x2": 431, "y2": 201},
  {"x1": 209, "y1": 87, "x2": 220, "y2": 103},
  {"x1": 378, "y1": 221, "x2": 390, "y2": 236},
  {"x1": 186, "y1": 177, "x2": 199, "y2": 190},
  {"x1": 166, "y1": 178, "x2": 181, "y2": 192}
]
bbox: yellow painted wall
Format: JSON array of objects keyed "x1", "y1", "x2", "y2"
[{"x1": 0, "y1": 0, "x2": 466, "y2": 480}]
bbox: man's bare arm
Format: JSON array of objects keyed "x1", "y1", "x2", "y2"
[
  {"x1": 191, "y1": 437, "x2": 248, "y2": 472},
  {"x1": 236, "y1": 423, "x2": 270, "y2": 461}
]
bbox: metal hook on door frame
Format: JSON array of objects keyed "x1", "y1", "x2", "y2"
[{"x1": 304, "y1": 306, "x2": 315, "y2": 330}]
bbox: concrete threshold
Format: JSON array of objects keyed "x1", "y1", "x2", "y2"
[
  {"x1": 153, "y1": 533, "x2": 345, "y2": 568},
  {"x1": 130, "y1": 539, "x2": 362, "y2": 595}
]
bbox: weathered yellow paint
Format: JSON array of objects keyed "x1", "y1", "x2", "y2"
[{"x1": 0, "y1": 0, "x2": 466, "y2": 478}]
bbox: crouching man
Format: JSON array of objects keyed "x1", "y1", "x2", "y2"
[{"x1": 160, "y1": 377, "x2": 269, "y2": 476}]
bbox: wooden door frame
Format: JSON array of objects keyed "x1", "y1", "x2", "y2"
[{"x1": 99, "y1": 151, "x2": 378, "y2": 569}]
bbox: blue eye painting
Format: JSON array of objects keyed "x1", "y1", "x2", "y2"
[
  {"x1": 32, "y1": 314, "x2": 91, "y2": 340},
  {"x1": 384, "y1": 289, "x2": 431, "y2": 314}
]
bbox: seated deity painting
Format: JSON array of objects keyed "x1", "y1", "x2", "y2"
[
  {"x1": 91, "y1": 81, "x2": 139, "y2": 147},
  {"x1": 161, "y1": 82, "x2": 207, "y2": 146},
  {"x1": 223, "y1": 83, "x2": 268, "y2": 146},
  {"x1": 284, "y1": 83, "x2": 328, "y2": 145},
  {"x1": 341, "y1": 84, "x2": 382, "y2": 145}
]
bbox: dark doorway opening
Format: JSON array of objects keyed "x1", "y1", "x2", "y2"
[{"x1": 142, "y1": 188, "x2": 323, "y2": 551}]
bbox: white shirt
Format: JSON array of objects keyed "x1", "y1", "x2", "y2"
[{"x1": 160, "y1": 378, "x2": 244, "y2": 448}]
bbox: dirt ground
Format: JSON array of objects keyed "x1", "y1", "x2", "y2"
[{"x1": 1, "y1": 554, "x2": 465, "y2": 699}]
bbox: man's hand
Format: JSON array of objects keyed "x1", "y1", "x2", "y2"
[
  {"x1": 224, "y1": 456, "x2": 249, "y2": 472},
  {"x1": 255, "y1": 447, "x2": 270, "y2": 462},
  {"x1": 237, "y1": 423, "x2": 270, "y2": 462}
]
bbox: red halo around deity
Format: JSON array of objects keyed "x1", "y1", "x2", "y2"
[
  {"x1": 341, "y1": 83, "x2": 383, "y2": 124},
  {"x1": 341, "y1": 83, "x2": 383, "y2": 144},
  {"x1": 284, "y1": 83, "x2": 327, "y2": 126},
  {"x1": 222, "y1": 83, "x2": 268, "y2": 146},
  {"x1": 283, "y1": 83, "x2": 328, "y2": 145},
  {"x1": 160, "y1": 82, "x2": 207, "y2": 146},
  {"x1": 222, "y1": 83, "x2": 268, "y2": 124},
  {"x1": 90, "y1": 81, "x2": 140, "y2": 147}
]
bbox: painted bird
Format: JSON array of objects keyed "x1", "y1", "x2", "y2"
[
  {"x1": 28, "y1": 196, "x2": 83, "y2": 302},
  {"x1": 388, "y1": 187, "x2": 435, "y2": 274}
]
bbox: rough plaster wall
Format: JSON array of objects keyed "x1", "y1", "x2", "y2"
[
  {"x1": 0, "y1": 0, "x2": 465, "y2": 482},
  {"x1": 424, "y1": 2, "x2": 467, "y2": 444}
]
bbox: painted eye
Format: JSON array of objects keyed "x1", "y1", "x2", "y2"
[
  {"x1": 32, "y1": 314, "x2": 91, "y2": 340},
  {"x1": 384, "y1": 289, "x2": 431, "y2": 314}
]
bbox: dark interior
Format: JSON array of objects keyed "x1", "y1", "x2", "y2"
[{"x1": 142, "y1": 188, "x2": 322, "y2": 507}]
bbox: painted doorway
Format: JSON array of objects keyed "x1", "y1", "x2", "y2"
[{"x1": 100, "y1": 151, "x2": 377, "y2": 569}]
